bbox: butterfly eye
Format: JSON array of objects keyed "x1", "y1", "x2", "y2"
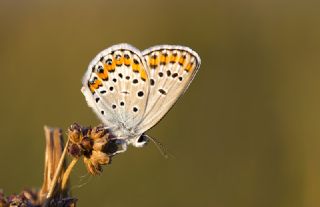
[
  {"x1": 137, "y1": 135, "x2": 148, "y2": 143},
  {"x1": 131, "y1": 134, "x2": 148, "y2": 148}
]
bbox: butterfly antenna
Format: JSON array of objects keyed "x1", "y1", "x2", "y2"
[
  {"x1": 79, "y1": 172, "x2": 90, "y2": 181},
  {"x1": 71, "y1": 173, "x2": 93, "y2": 191},
  {"x1": 144, "y1": 134, "x2": 173, "y2": 159}
]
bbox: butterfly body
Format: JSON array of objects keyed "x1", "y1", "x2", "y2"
[{"x1": 82, "y1": 43, "x2": 200, "y2": 152}]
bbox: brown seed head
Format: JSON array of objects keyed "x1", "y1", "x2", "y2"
[
  {"x1": 67, "y1": 123, "x2": 118, "y2": 175},
  {"x1": 0, "y1": 190, "x2": 7, "y2": 207},
  {"x1": 68, "y1": 143, "x2": 83, "y2": 158},
  {"x1": 82, "y1": 138, "x2": 112, "y2": 175},
  {"x1": 7, "y1": 194, "x2": 33, "y2": 207},
  {"x1": 91, "y1": 125, "x2": 108, "y2": 140},
  {"x1": 68, "y1": 123, "x2": 82, "y2": 143},
  {"x1": 80, "y1": 136, "x2": 93, "y2": 151}
]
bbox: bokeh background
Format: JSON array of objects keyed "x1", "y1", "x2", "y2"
[{"x1": 1, "y1": 0, "x2": 320, "y2": 206}]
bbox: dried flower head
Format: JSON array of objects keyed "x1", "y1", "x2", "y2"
[
  {"x1": 6, "y1": 192, "x2": 34, "y2": 207},
  {"x1": 7, "y1": 196, "x2": 28, "y2": 207},
  {"x1": 0, "y1": 189, "x2": 76, "y2": 207},
  {"x1": 0, "y1": 190, "x2": 7, "y2": 207},
  {"x1": 45, "y1": 197, "x2": 77, "y2": 207},
  {"x1": 67, "y1": 123, "x2": 118, "y2": 175}
]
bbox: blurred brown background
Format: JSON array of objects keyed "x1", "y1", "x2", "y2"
[{"x1": 0, "y1": 0, "x2": 320, "y2": 206}]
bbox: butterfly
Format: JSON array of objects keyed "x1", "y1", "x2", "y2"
[{"x1": 81, "y1": 43, "x2": 201, "y2": 153}]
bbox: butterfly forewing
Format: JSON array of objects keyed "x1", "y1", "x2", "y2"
[
  {"x1": 82, "y1": 44, "x2": 150, "y2": 135},
  {"x1": 137, "y1": 45, "x2": 201, "y2": 133}
]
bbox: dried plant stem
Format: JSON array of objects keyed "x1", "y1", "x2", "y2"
[
  {"x1": 61, "y1": 158, "x2": 79, "y2": 191},
  {"x1": 46, "y1": 138, "x2": 70, "y2": 199}
]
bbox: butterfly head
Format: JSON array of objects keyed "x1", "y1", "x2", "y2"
[
  {"x1": 111, "y1": 133, "x2": 148, "y2": 154},
  {"x1": 128, "y1": 133, "x2": 149, "y2": 148}
]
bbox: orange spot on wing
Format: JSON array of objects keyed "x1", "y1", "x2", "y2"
[
  {"x1": 124, "y1": 57, "x2": 131, "y2": 66},
  {"x1": 88, "y1": 78, "x2": 102, "y2": 94},
  {"x1": 149, "y1": 54, "x2": 159, "y2": 69},
  {"x1": 104, "y1": 59, "x2": 116, "y2": 72},
  {"x1": 179, "y1": 55, "x2": 186, "y2": 66},
  {"x1": 185, "y1": 62, "x2": 194, "y2": 72},
  {"x1": 150, "y1": 55, "x2": 159, "y2": 65},
  {"x1": 115, "y1": 56, "x2": 124, "y2": 66},
  {"x1": 97, "y1": 70, "x2": 108, "y2": 80},
  {"x1": 132, "y1": 58, "x2": 148, "y2": 80},
  {"x1": 89, "y1": 84, "x2": 95, "y2": 93},
  {"x1": 93, "y1": 79, "x2": 102, "y2": 89},
  {"x1": 170, "y1": 53, "x2": 178, "y2": 63},
  {"x1": 140, "y1": 69, "x2": 147, "y2": 81},
  {"x1": 95, "y1": 65, "x2": 109, "y2": 80},
  {"x1": 160, "y1": 53, "x2": 168, "y2": 64},
  {"x1": 132, "y1": 62, "x2": 140, "y2": 72}
]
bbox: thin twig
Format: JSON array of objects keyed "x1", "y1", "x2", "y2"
[
  {"x1": 46, "y1": 138, "x2": 70, "y2": 199},
  {"x1": 61, "y1": 158, "x2": 79, "y2": 191}
]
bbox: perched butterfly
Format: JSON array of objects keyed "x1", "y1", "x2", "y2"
[{"x1": 81, "y1": 43, "x2": 201, "y2": 153}]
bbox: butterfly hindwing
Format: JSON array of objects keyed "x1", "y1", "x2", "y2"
[
  {"x1": 82, "y1": 43, "x2": 150, "y2": 135},
  {"x1": 136, "y1": 45, "x2": 201, "y2": 133}
]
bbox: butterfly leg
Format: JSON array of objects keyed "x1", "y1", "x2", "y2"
[{"x1": 111, "y1": 139, "x2": 128, "y2": 154}]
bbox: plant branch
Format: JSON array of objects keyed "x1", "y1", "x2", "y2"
[
  {"x1": 61, "y1": 158, "x2": 79, "y2": 191},
  {"x1": 46, "y1": 138, "x2": 70, "y2": 199}
]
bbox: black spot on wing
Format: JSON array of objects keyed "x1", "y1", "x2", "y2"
[{"x1": 158, "y1": 89, "x2": 167, "y2": 95}]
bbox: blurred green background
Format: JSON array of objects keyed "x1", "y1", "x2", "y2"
[{"x1": 1, "y1": 0, "x2": 320, "y2": 206}]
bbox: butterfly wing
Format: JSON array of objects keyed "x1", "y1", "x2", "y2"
[
  {"x1": 82, "y1": 43, "x2": 150, "y2": 137},
  {"x1": 136, "y1": 45, "x2": 201, "y2": 133}
]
